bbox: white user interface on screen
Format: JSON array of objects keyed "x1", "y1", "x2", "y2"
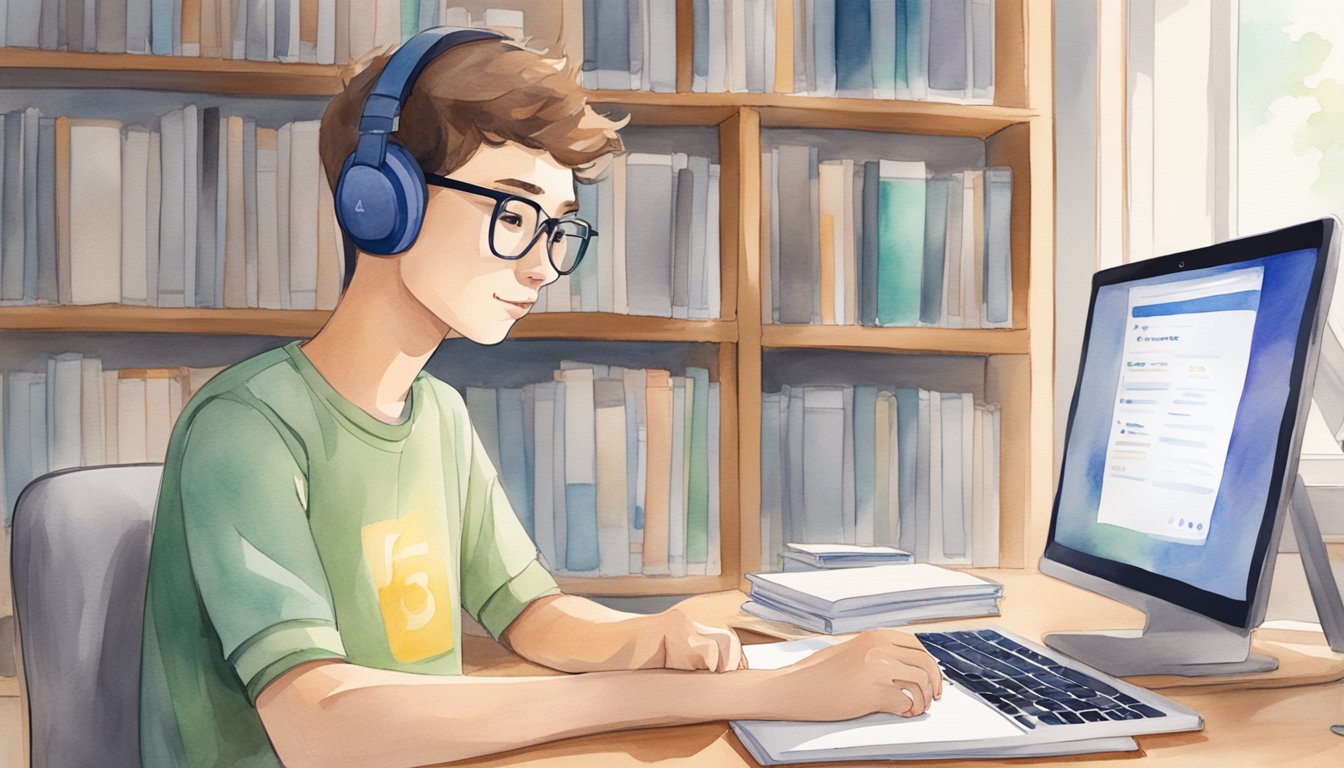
[{"x1": 1096, "y1": 267, "x2": 1265, "y2": 544}]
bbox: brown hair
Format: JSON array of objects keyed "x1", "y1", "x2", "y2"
[{"x1": 319, "y1": 36, "x2": 627, "y2": 190}]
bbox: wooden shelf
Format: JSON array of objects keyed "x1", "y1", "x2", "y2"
[
  {"x1": 0, "y1": 49, "x2": 347, "y2": 96},
  {"x1": 761, "y1": 325, "x2": 1029, "y2": 355},
  {"x1": 0, "y1": 676, "x2": 17, "y2": 698},
  {"x1": 556, "y1": 574, "x2": 734, "y2": 597},
  {"x1": 0, "y1": 306, "x2": 737, "y2": 343}
]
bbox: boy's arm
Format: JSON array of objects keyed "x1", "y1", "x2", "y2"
[
  {"x1": 256, "y1": 628, "x2": 943, "y2": 768},
  {"x1": 500, "y1": 593, "x2": 744, "y2": 672}
]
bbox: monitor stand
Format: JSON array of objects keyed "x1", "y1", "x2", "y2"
[{"x1": 1044, "y1": 474, "x2": 1344, "y2": 677}]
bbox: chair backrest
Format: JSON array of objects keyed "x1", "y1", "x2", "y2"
[{"x1": 11, "y1": 464, "x2": 163, "y2": 768}]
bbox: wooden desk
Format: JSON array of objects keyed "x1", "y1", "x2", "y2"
[{"x1": 447, "y1": 572, "x2": 1344, "y2": 767}]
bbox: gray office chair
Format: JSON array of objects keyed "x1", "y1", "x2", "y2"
[{"x1": 11, "y1": 464, "x2": 163, "y2": 768}]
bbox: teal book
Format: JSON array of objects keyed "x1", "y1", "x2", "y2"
[
  {"x1": 150, "y1": 0, "x2": 173, "y2": 55},
  {"x1": 876, "y1": 160, "x2": 926, "y2": 326},
  {"x1": 401, "y1": 0, "x2": 420, "y2": 42},
  {"x1": 895, "y1": 387, "x2": 920, "y2": 556},
  {"x1": 852, "y1": 385, "x2": 877, "y2": 547},
  {"x1": 920, "y1": 174, "x2": 950, "y2": 325},
  {"x1": 870, "y1": 0, "x2": 897, "y2": 98},
  {"x1": 686, "y1": 367, "x2": 710, "y2": 567},
  {"x1": 562, "y1": 368, "x2": 599, "y2": 572}
]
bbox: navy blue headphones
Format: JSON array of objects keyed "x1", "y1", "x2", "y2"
[{"x1": 335, "y1": 27, "x2": 508, "y2": 256}]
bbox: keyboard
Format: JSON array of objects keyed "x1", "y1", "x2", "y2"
[{"x1": 917, "y1": 629, "x2": 1169, "y2": 729}]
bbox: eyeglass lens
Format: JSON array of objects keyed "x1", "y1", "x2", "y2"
[{"x1": 492, "y1": 199, "x2": 590, "y2": 274}]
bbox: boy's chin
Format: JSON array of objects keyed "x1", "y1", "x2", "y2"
[{"x1": 455, "y1": 321, "x2": 515, "y2": 346}]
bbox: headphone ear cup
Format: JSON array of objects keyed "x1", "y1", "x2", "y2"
[{"x1": 334, "y1": 142, "x2": 427, "y2": 257}]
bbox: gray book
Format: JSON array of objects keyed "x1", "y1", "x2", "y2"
[
  {"x1": 691, "y1": 0, "x2": 708, "y2": 91},
  {"x1": 671, "y1": 162, "x2": 694, "y2": 319},
  {"x1": 243, "y1": 118, "x2": 258, "y2": 307},
  {"x1": 688, "y1": 155, "x2": 710, "y2": 319},
  {"x1": 65, "y1": 0, "x2": 83, "y2": 52},
  {"x1": 96, "y1": 0, "x2": 127, "y2": 52},
  {"x1": 914, "y1": 389, "x2": 932, "y2": 562},
  {"x1": 82, "y1": 0, "x2": 94, "y2": 52},
  {"x1": 157, "y1": 108, "x2": 185, "y2": 307},
  {"x1": 627, "y1": 0, "x2": 643, "y2": 90},
  {"x1": 7, "y1": 0, "x2": 41, "y2": 47},
  {"x1": 812, "y1": 0, "x2": 835, "y2": 95},
  {"x1": 182, "y1": 105, "x2": 199, "y2": 307},
  {"x1": 841, "y1": 383, "x2": 856, "y2": 543},
  {"x1": 277, "y1": 123, "x2": 291, "y2": 309},
  {"x1": 126, "y1": 0, "x2": 150, "y2": 53},
  {"x1": 552, "y1": 378, "x2": 568, "y2": 569},
  {"x1": 760, "y1": 391, "x2": 784, "y2": 570},
  {"x1": 532, "y1": 381, "x2": 558, "y2": 569},
  {"x1": 984, "y1": 167, "x2": 1013, "y2": 326},
  {"x1": 2, "y1": 113, "x2": 24, "y2": 302},
  {"x1": 246, "y1": 0, "x2": 268, "y2": 61},
  {"x1": 920, "y1": 174, "x2": 950, "y2": 324},
  {"x1": 197, "y1": 107, "x2": 220, "y2": 307},
  {"x1": 801, "y1": 387, "x2": 846, "y2": 542},
  {"x1": 896, "y1": 388, "x2": 919, "y2": 557},
  {"x1": 647, "y1": 0, "x2": 677, "y2": 92},
  {"x1": 36, "y1": 117, "x2": 56, "y2": 303},
  {"x1": 853, "y1": 385, "x2": 877, "y2": 548},
  {"x1": 4, "y1": 373, "x2": 38, "y2": 520},
  {"x1": 39, "y1": 0, "x2": 61, "y2": 49},
  {"x1": 624, "y1": 153, "x2": 674, "y2": 317},
  {"x1": 927, "y1": 0, "x2": 968, "y2": 98},
  {"x1": 784, "y1": 385, "x2": 803, "y2": 547},
  {"x1": 807, "y1": 146, "x2": 819, "y2": 322},
  {"x1": 775, "y1": 144, "x2": 815, "y2": 323},
  {"x1": 970, "y1": 0, "x2": 994, "y2": 102},
  {"x1": 22, "y1": 108, "x2": 38, "y2": 301},
  {"x1": 939, "y1": 392, "x2": 967, "y2": 561},
  {"x1": 860, "y1": 160, "x2": 879, "y2": 324},
  {"x1": 594, "y1": 0, "x2": 630, "y2": 90}
]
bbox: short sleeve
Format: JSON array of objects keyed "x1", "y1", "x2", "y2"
[
  {"x1": 457, "y1": 410, "x2": 561, "y2": 639},
  {"x1": 178, "y1": 398, "x2": 346, "y2": 702}
]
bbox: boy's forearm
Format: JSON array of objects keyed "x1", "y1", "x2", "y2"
[
  {"x1": 502, "y1": 593, "x2": 675, "y2": 672},
  {"x1": 258, "y1": 660, "x2": 780, "y2": 768}
]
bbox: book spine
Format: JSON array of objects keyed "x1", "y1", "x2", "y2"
[
  {"x1": 562, "y1": 367, "x2": 599, "y2": 573},
  {"x1": 876, "y1": 159, "x2": 926, "y2": 326}
]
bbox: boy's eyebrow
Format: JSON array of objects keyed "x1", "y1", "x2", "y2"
[{"x1": 496, "y1": 177, "x2": 580, "y2": 215}]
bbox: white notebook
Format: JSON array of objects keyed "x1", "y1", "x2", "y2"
[{"x1": 747, "y1": 564, "x2": 1002, "y2": 616}]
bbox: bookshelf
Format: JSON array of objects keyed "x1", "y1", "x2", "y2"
[{"x1": 0, "y1": 0, "x2": 1053, "y2": 596}]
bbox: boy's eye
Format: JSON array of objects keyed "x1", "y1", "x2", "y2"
[{"x1": 499, "y1": 212, "x2": 524, "y2": 228}]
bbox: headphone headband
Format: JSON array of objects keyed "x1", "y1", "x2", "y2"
[{"x1": 353, "y1": 27, "x2": 508, "y2": 169}]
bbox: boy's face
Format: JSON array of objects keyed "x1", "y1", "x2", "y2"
[{"x1": 397, "y1": 140, "x2": 576, "y2": 345}]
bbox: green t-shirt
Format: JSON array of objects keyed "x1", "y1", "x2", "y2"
[{"x1": 139, "y1": 341, "x2": 560, "y2": 766}]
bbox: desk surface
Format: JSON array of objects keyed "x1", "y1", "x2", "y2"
[{"x1": 451, "y1": 571, "x2": 1344, "y2": 768}]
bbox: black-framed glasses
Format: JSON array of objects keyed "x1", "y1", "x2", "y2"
[{"x1": 425, "y1": 173, "x2": 596, "y2": 275}]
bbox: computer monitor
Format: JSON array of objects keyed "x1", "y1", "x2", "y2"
[{"x1": 1040, "y1": 218, "x2": 1340, "y2": 677}]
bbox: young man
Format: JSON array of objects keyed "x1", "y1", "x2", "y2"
[{"x1": 139, "y1": 33, "x2": 941, "y2": 767}]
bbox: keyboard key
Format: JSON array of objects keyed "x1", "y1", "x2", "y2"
[
  {"x1": 1013, "y1": 714, "x2": 1037, "y2": 730},
  {"x1": 1062, "y1": 698, "x2": 1093, "y2": 712},
  {"x1": 1038, "y1": 713, "x2": 1064, "y2": 726},
  {"x1": 1059, "y1": 711, "x2": 1084, "y2": 725},
  {"x1": 1115, "y1": 693, "x2": 1140, "y2": 706},
  {"x1": 1053, "y1": 665, "x2": 1120, "y2": 696},
  {"x1": 1132, "y1": 704, "x2": 1167, "y2": 718},
  {"x1": 1080, "y1": 710, "x2": 1107, "y2": 723},
  {"x1": 1036, "y1": 698, "x2": 1068, "y2": 712}
]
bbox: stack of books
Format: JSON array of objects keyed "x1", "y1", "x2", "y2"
[
  {"x1": 780, "y1": 542, "x2": 912, "y2": 571},
  {"x1": 743, "y1": 562, "x2": 1002, "y2": 634}
]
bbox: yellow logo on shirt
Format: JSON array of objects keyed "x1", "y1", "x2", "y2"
[{"x1": 361, "y1": 511, "x2": 455, "y2": 662}]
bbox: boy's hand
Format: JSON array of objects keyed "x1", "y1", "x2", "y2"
[
  {"x1": 760, "y1": 629, "x2": 943, "y2": 721},
  {"x1": 646, "y1": 607, "x2": 744, "y2": 672}
]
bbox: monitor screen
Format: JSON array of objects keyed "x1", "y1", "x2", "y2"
[{"x1": 1046, "y1": 220, "x2": 1336, "y2": 628}]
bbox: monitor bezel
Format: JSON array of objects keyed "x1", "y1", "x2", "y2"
[{"x1": 1043, "y1": 217, "x2": 1339, "y2": 629}]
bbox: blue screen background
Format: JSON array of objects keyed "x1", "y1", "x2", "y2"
[{"x1": 1054, "y1": 248, "x2": 1318, "y2": 600}]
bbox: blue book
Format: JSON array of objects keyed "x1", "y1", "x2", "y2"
[
  {"x1": 582, "y1": 0, "x2": 598, "y2": 86},
  {"x1": 870, "y1": 0, "x2": 897, "y2": 98},
  {"x1": 563, "y1": 368, "x2": 600, "y2": 572},
  {"x1": 595, "y1": 0, "x2": 631, "y2": 90},
  {"x1": 498, "y1": 388, "x2": 533, "y2": 538},
  {"x1": 907, "y1": 0, "x2": 930, "y2": 98},
  {"x1": 920, "y1": 174, "x2": 949, "y2": 325},
  {"x1": 835, "y1": 0, "x2": 873, "y2": 97},
  {"x1": 813, "y1": 0, "x2": 836, "y2": 96},
  {"x1": 895, "y1": 0, "x2": 908, "y2": 97},
  {"x1": 150, "y1": 0, "x2": 173, "y2": 55}
]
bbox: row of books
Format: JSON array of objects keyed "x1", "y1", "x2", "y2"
[
  {"x1": 763, "y1": 147, "x2": 1012, "y2": 328},
  {"x1": 1, "y1": 355, "x2": 224, "y2": 521},
  {"x1": 541, "y1": 152, "x2": 722, "y2": 319},
  {"x1": 580, "y1": 0, "x2": 994, "y2": 102},
  {"x1": 464, "y1": 362, "x2": 721, "y2": 578},
  {"x1": 760, "y1": 385, "x2": 1000, "y2": 571},
  {"x1": 0, "y1": 1, "x2": 526, "y2": 63},
  {"x1": 0, "y1": 108, "x2": 344, "y2": 309}
]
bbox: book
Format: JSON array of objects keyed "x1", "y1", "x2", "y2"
[
  {"x1": 562, "y1": 367, "x2": 599, "y2": 573},
  {"x1": 852, "y1": 384, "x2": 876, "y2": 545},
  {"x1": 594, "y1": 377, "x2": 629, "y2": 576},
  {"x1": 594, "y1": 0, "x2": 630, "y2": 90},
  {"x1": 647, "y1": 0, "x2": 677, "y2": 92},
  {"x1": 870, "y1": 0, "x2": 896, "y2": 99},
  {"x1": 622, "y1": 368, "x2": 646, "y2": 573},
  {"x1": 69, "y1": 119, "x2": 122, "y2": 305},
  {"x1": 775, "y1": 144, "x2": 815, "y2": 323},
  {"x1": 772, "y1": 0, "x2": 793, "y2": 93},
  {"x1": 255, "y1": 127, "x2": 280, "y2": 308},
  {"x1": 833, "y1": 0, "x2": 871, "y2": 97},
  {"x1": 223, "y1": 114, "x2": 246, "y2": 307},
  {"x1": 984, "y1": 167, "x2": 1012, "y2": 327},
  {"x1": 80, "y1": 357, "x2": 104, "y2": 466},
  {"x1": 531, "y1": 381, "x2": 557, "y2": 566},
  {"x1": 920, "y1": 173, "x2": 950, "y2": 325},
  {"x1": 1, "y1": 112, "x2": 21, "y2": 302},
  {"x1": 668, "y1": 375, "x2": 688, "y2": 576},
  {"x1": 760, "y1": 391, "x2": 783, "y2": 570},
  {"x1": 746, "y1": 562, "x2": 1001, "y2": 616},
  {"x1": 121, "y1": 127, "x2": 151, "y2": 305},
  {"x1": 858, "y1": 160, "x2": 879, "y2": 324},
  {"x1": 36, "y1": 117, "x2": 56, "y2": 303},
  {"x1": 642, "y1": 369, "x2": 672, "y2": 575},
  {"x1": 685, "y1": 367, "x2": 710, "y2": 573},
  {"x1": 198, "y1": 107, "x2": 220, "y2": 307},
  {"x1": 707, "y1": 380, "x2": 721, "y2": 575},
  {"x1": 21, "y1": 108, "x2": 38, "y2": 302},
  {"x1": 158, "y1": 108, "x2": 187, "y2": 307},
  {"x1": 287, "y1": 120, "x2": 319, "y2": 309},
  {"x1": 969, "y1": 0, "x2": 994, "y2": 102},
  {"x1": 927, "y1": 0, "x2": 968, "y2": 101},
  {"x1": 243, "y1": 118, "x2": 259, "y2": 306},
  {"x1": 875, "y1": 159, "x2": 926, "y2": 326},
  {"x1": 48, "y1": 353, "x2": 83, "y2": 472},
  {"x1": 781, "y1": 543, "x2": 913, "y2": 569},
  {"x1": 811, "y1": 0, "x2": 835, "y2": 96},
  {"x1": 624, "y1": 153, "x2": 674, "y2": 317},
  {"x1": 742, "y1": 593, "x2": 999, "y2": 633}
]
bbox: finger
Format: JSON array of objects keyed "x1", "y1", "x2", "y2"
[
  {"x1": 903, "y1": 648, "x2": 944, "y2": 699},
  {"x1": 896, "y1": 686, "x2": 924, "y2": 717},
  {"x1": 693, "y1": 622, "x2": 735, "y2": 673},
  {"x1": 686, "y1": 633, "x2": 720, "y2": 671},
  {"x1": 716, "y1": 627, "x2": 743, "y2": 673},
  {"x1": 898, "y1": 665, "x2": 933, "y2": 714}
]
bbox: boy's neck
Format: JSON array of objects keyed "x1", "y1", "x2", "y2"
[{"x1": 300, "y1": 260, "x2": 449, "y2": 424}]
